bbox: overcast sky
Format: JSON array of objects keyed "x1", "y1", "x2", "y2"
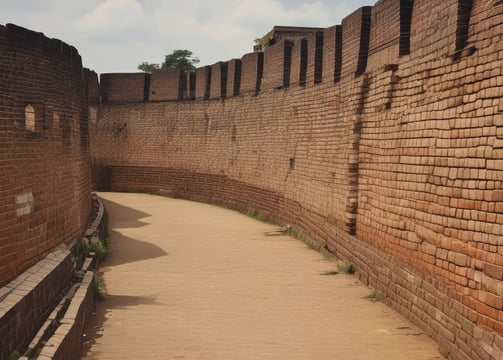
[{"x1": 0, "y1": 0, "x2": 375, "y2": 74}]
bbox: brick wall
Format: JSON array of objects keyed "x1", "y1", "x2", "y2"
[
  {"x1": 240, "y1": 52, "x2": 263, "y2": 95},
  {"x1": 149, "y1": 69, "x2": 185, "y2": 101},
  {"x1": 262, "y1": 40, "x2": 294, "y2": 90},
  {"x1": 195, "y1": 66, "x2": 211, "y2": 100},
  {"x1": 0, "y1": 23, "x2": 93, "y2": 286},
  {"x1": 100, "y1": 73, "x2": 148, "y2": 102},
  {"x1": 90, "y1": 1, "x2": 503, "y2": 359},
  {"x1": 226, "y1": 59, "x2": 241, "y2": 97}
]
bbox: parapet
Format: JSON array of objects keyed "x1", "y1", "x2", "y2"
[
  {"x1": 3, "y1": 23, "x2": 82, "y2": 69},
  {"x1": 261, "y1": 39, "x2": 294, "y2": 90},
  {"x1": 341, "y1": 6, "x2": 372, "y2": 79},
  {"x1": 209, "y1": 62, "x2": 227, "y2": 100},
  {"x1": 367, "y1": 0, "x2": 412, "y2": 71},
  {"x1": 226, "y1": 59, "x2": 241, "y2": 97},
  {"x1": 100, "y1": 73, "x2": 149, "y2": 102},
  {"x1": 322, "y1": 25, "x2": 342, "y2": 83},
  {"x1": 290, "y1": 38, "x2": 308, "y2": 87},
  {"x1": 150, "y1": 69, "x2": 186, "y2": 101},
  {"x1": 93, "y1": 0, "x2": 483, "y2": 101},
  {"x1": 195, "y1": 66, "x2": 211, "y2": 100},
  {"x1": 240, "y1": 52, "x2": 263, "y2": 95}
]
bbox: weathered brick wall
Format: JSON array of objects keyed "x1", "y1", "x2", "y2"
[
  {"x1": 209, "y1": 62, "x2": 227, "y2": 99},
  {"x1": 0, "y1": 23, "x2": 93, "y2": 286},
  {"x1": 149, "y1": 69, "x2": 185, "y2": 101},
  {"x1": 100, "y1": 73, "x2": 148, "y2": 102},
  {"x1": 226, "y1": 59, "x2": 241, "y2": 97},
  {"x1": 91, "y1": 1, "x2": 503, "y2": 359},
  {"x1": 240, "y1": 52, "x2": 263, "y2": 94}
]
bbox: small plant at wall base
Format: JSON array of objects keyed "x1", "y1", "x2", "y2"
[
  {"x1": 94, "y1": 272, "x2": 106, "y2": 300},
  {"x1": 337, "y1": 263, "x2": 355, "y2": 274}
]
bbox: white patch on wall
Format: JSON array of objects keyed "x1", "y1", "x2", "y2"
[
  {"x1": 25, "y1": 104, "x2": 35, "y2": 132},
  {"x1": 16, "y1": 192, "x2": 35, "y2": 217},
  {"x1": 53, "y1": 112, "x2": 60, "y2": 130},
  {"x1": 89, "y1": 106, "x2": 98, "y2": 124}
]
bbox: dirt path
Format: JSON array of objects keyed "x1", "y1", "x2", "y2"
[{"x1": 81, "y1": 192, "x2": 442, "y2": 360}]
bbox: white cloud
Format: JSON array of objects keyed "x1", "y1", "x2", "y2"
[
  {"x1": 76, "y1": 0, "x2": 150, "y2": 40},
  {"x1": 0, "y1": 0, "x2": 376, "y2": 73}
]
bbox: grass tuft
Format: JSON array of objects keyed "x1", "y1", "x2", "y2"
[
  {"x1": 364, "y1": 289, "x2": 382, "y2": 302},
  {"x1": 94, "y1": 272, "x2": 106, "y2": 300},
  {"x1": 337, "y1": 263, "x2": 355, "y2": 274}
]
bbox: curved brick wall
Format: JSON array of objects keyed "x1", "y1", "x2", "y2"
[
  {"x1": 0, "y1": 24, "x2": 96, "y2": 286},
  {"x1": 91, "y1": 0, "x2": 503, "y2": 359}
]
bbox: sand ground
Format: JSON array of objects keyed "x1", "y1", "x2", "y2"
[{"x1": 81, "y1": 192, "x2": 443, "y2": 360}]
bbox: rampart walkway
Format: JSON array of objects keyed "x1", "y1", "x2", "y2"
[{"x1": 81, "y1": 192, "x2": 442, "y2": 359}]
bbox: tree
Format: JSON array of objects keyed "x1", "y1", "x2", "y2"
[{"x1": 138, "y1": 49, "x2": 200, "y2": 73}]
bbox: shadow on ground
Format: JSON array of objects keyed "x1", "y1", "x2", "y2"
[
  {"x1": 100, "y1": 197, "x2": 151, "y2": 229},
  {"x1": 99, "y1": 196, "x2": 168, "y2": 267}
]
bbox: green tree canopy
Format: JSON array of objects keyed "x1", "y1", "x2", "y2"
[{"x1": 138, "y1": 49, "x2": 200, "y2": 73}]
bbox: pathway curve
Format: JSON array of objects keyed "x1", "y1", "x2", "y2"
[{"x1": 81, "y1": 192, "x2": 442, "y2": 360}]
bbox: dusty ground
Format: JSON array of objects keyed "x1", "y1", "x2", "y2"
[{"x1": 81, "y1": 192, "x2": 442, "y2": 360}]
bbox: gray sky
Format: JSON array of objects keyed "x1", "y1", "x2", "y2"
[{"x1": 0, "y1": 0, "x2": 375, "y2": 74}]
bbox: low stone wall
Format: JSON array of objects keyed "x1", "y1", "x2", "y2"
[
  {"x1": 35, "y1": 271, "x2": 95, "y2": 360},
  {"x1": 0, "y1": 245, "x2": 75, "y2": 359},
  {"x1": 0, "y1": 194, "x2": 107, "y2": 360}
]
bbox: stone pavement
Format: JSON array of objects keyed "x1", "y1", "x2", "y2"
[{"x1": 81, "y1": 192, "x2": 442, "y2": 360}]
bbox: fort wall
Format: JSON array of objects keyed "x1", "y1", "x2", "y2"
[
  {"x1": 91, "y1": 1, "x2": 503, "y2": 358},
  {"x1": 0, "y1": 23, "x2": 96, "y2": 357},
  {"x1": 0, "y1": 24, "x2": 95, "y2": 286}
]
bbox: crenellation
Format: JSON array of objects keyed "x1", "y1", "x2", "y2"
[
  {"x1": 195, "y1": 65, "x2": 211, "y2": 100},
  {"x1": 341, "y1": 6, "x2": 373, "y2": 78},
  {"x1": 240, "y1": 52, "x2": 263, "y2": 94},
  {"x1": 150, "y1": 69, "x2": 185, "y2": 101},
  {"x1": 209, "y1": 62, "x2": 227, "y2": 99},
  {"x1": 226, "y1": 59, "x2": 241, "y2": 97},
  {"x1": 261, "y1": 40, "x2": 294, "y2": 90}
]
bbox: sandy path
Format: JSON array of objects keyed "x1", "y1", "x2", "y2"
[{"x1": 81, "y1": 192, "x2": 442, "y2": 360}]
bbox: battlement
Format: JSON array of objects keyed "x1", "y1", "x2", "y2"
[{"x1": 98, "y1": 0, "x2": 485, "y2": 103}]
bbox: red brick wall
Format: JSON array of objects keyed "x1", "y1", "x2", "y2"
[
  {"x1": 226, "y1": 59, "x2": 241, "y2": 97},
  {"x1": 262, "y1": 40, "x2": 294, "y2": 90},
  {"x1": 367, "y1": 0, "x2": 402, "y2": 70},
  {"x1": 100, "y1": 73, "x2": 148, "y2": 102},
  {"x1": 149, "y1": 69, "x2": 185, "y2": 101},
  {"x1": 195, "y1": 66, "x2": 211, "y2": 100},
  {"x1": 322, "y1": 25, "x2": 342, "y2": 83},
  {"x1": 341, "y1": 6, "x2": 372, "y2": 78},
  {"x1": 240, "y1": 52, "x2": 263, "y2": 95},
  {"x1": 209, "y1": 62, "x2": 227, "y2": 99},
  {"x1": 91, "y1": 1, "x2": 503, "y2": 359},
  {"x1": 0, "y1": 23, "x2": 93, "y2": 286}
]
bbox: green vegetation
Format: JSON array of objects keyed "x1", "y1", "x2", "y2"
[
  {"x1": 94, "y1": 272, "x2": 106, "y2": 301},
  {"x1": 337, "y1": 263, "x2": 355, "y2": 274},
  {"x1": 245, "y1": 209, "x2": 273, "y2": 224},
  {"x1": 138, "y1": 49, "x2": 200, "y2": 73},
  {"x1": 74, "y1": 235, "x2": 110, "y2": 300},
  {"x1": 364, "y1": 289, "x2": 382, "y2": 302},
  {"x1": 89, "y1": 238, "x2": 109, "y2": 260}
]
